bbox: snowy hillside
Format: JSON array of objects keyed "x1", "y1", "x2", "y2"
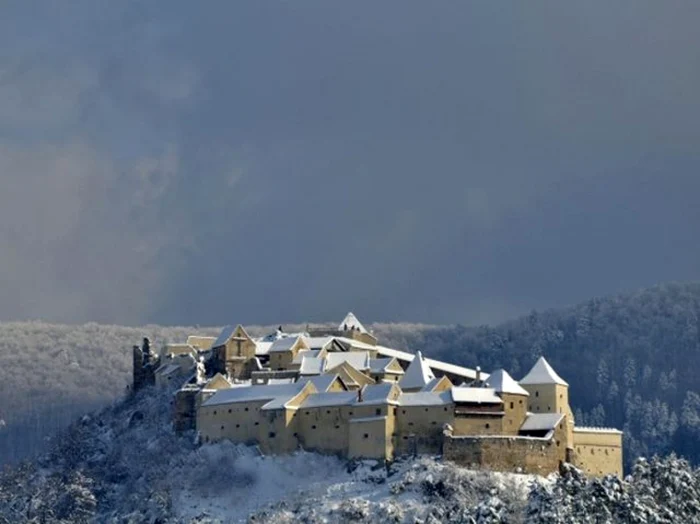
[{"x1": 2, "y1": 384, "x2": 700, "y2": 523}]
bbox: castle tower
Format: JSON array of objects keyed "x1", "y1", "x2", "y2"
[
  {"x1": 484, "y1": 369, "x2": 529, "y2": 435},
  {"x1": 399, "y1": 351, "x2": 435, "y2": 392},
  {"x1": 520, "y1": 356, "x2": 574, "y2": 447}
]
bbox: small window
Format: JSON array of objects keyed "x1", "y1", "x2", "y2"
[
  {"x1": 349, "y1": 411, "x2": 354, "y2": 416},
  {"x1": 431, "y1": 421, "x2": 437, "y2": 425},
  {"x1": 245, "y1": 407, "x2": 249, "y2": 412},
  {"x1": 236, "y1": 424, "x2": 240, "y2": 428},
  {"x1": 591, "y1": 449, "x2": 595, "y2": 455},
  {"x1": 213, "y1": 410, "x2": 217, "y2": 415},
  {"x1": 444, "y1": 407, "x2": 448, "y2": 412},
  {"x1": 535, "y1": 391, "x2": 539, "y2": 398},
  {"x1": 254, "y1": 422, "x2": 259, "y2": 426},
  {"x1": 363, "y1": 433, "x2": 369, "y2": 439},
  {"x1": 408, "y1": 422, "x2": 414, "y2": 426},
  {"x1": 402, "y1": 410, "x2": 406, "y2": 414},
  {"x1": 375, "y1": 408, "x2": 381, "y2": 416},
  {"x1": 327, "y1": 410, "x2": 331, "y2": 415},
  {"x1": 293, "y1": 432, "x2": 298, "y2": 437},
  {"x1": 519, "y1": 400, "x2": 523, "y2": 405},
  {"x1": 547, "y1": 406, "x2": 551, "y2": 412},
  {"x1": 221, "y1": 425, "x2": 225, "y2": 430},
  {"x1": 335, "y1": 425, "x2": 340, "y2": 429},
  {"x1": 425, "y1": 408, "x2": 429, "y2": 412},
  {"x1": 269, "y1": 432, "x2": 276, "y2": 438},
  {"x1": 510, "y1": 402, "x2": 514, "y2": 409},
  {"x1": 228, "y1": 409, "x2": 232, "y2": 414},
  {"x1": 485, "y1": 423, "x2": 490, "y2": 429}
]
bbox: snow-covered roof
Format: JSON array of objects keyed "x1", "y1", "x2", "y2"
[
  {"x1": 338, "y1": 312, "x2": 368, "y2": 334},
  {"x1": 203, "y1": 383, "x2": 306, "y2": 407},
  {"x1": 301, "y1": 391, "x2": 357, "y2": 409},
  {"x1": 299, "y1": 356, "x2": 324, "y2": 375},
  {"x1": 293, "y1": 349, "x2": 322, "y2": 364},
  {"x1": 269, "y1": 336, "x2": 303, "y2": 353},
  {"x1": 325, "y1": 351, "x2": 370, "y2": 371},
  {"x1": 520, "y1": 413, "x2": 565, "y2": 432},
  {"x1": 255, "y1": 341, "x2": 273, "y2": 356},
  {"x1": 303, "y1": 336, "x2": 335, "y2": 350},
  {"x1": 357, "y1": 383, "x2": 396, "y2": 405},
  {"x1": 574, "y1": 426, "x2": 623, "y2": 434},
  {"x1": 450, "y1": 387, "x2": 503, "y2": 404},
  {"x1": 398, "y1": 390, "x2": 452, "y2": 407},
  {"x1": 484, "y1": 369, "x2": 529, "y2": 396},
  {"x1": 520, "y1": 357, "x2": 568, "y2": 386},
  {"x1": 301, "y1": 374, "x2": 341, "y2": 393},
  {"x1": 399, "y1": 351, "x2": 435, "y2": 390},
  {"x1": 421, "y1": 377, "x2": 444, "y2": 392},
  {"x1": 369, "y1": 357, "x2": 402, "y2": 374},
  {"x1": 212, "y1": 326, "x2": 236, "y2": 348},
  {"x1": 374, "y1": 346, "x2": 485, "y2": 381}
]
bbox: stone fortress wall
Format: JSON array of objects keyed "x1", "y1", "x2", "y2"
[{"x1": 135, "y1": 313, "x2": 624, "y2": 477}]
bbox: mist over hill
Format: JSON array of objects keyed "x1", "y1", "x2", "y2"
[{"x1": 1, "y1": 281, "x2": 699, "y2": 469}]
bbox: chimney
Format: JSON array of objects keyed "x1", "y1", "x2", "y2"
[{"x1": 476, "y1": 366, "x2": 481, "y2": 385}]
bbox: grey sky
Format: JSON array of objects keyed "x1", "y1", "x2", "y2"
[{"x1": 1, "y1": 2, "x2": 699, "y2": 327}]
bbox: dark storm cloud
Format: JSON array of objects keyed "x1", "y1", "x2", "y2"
[{"x1": 1, "y1": 1, "x2": 699, "y2": 326}]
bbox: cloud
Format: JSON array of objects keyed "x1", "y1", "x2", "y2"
[{"x1": 1, "y1": 1, "x2": 699, "y2": 327}]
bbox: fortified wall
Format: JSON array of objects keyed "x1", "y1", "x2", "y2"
[{"x1": 139, "y1": 312, "x2": 624, "y2": 478}]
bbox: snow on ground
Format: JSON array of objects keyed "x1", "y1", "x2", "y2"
[{"x1": 171, "y1": 444, "x2": 548, "y2": 523}]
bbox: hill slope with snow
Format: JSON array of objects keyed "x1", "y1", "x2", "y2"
[{"x1": 2, "y1": 383, "x2": 700, "y2": 523}]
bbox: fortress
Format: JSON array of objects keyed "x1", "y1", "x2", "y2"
[{"x1": 133, "y1": 313, "x2": 623, "y2": 477}]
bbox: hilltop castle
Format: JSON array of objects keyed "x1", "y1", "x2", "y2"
[{"x1": 133, "y1": 313, "x2": 623, "y2": 477}]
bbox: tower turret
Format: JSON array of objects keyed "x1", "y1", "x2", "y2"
[{"x1": 520, "y1": 356, "x2": 574, "y2": 447}]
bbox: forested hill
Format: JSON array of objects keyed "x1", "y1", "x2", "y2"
[
  {"x1": 382, "y1": 281, "x2": 700, "y2": 468},
  {"x1": 1, "y1": 281, "x2": 699, "y2": 468}
]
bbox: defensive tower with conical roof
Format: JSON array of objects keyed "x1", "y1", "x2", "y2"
[{"x1": 520, "y1": 356, "x2": 575, "y2": 448}]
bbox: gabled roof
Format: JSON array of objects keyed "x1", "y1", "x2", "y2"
[
  {"x1": 293, "y1": 349, "x2": 322, "y2": 364},
  {"x1": 520, "y1": 357, "x2": 568, "y2": 386},
  {"x1": 398, "y1": 390, "x2": 452, "y2": 407},
  {"x1": 399, "y1": 351, "x2": 435, "y2": 390},
  {"x1": 520, "y1": 413, "x2": 565, "y2": 432},
  {"x1": 299, "y1": 356, "x2": 324, "y2": 375},
  {"x1": 269, "y1": 336, "x2": 304, "y2": 353},
  {"x1": 451, "y1": 387, "x2": 503, "y2": 404},
  {"x1": 254, "y1": 341, "x2": 273, "y2": 356},
  {"x1": 374, "y1": 346, "x2": 485, "y2": 382},
  {"x1": 301, "y1": 374, "x2": 343, "y2": 393},
  {"x1": 338, "y1": 312, "x2": 368, "y2": 334},
  {"x1": 485, "y1": 369, "x2": 529, "y2": 396},
  {"x1": 357, "y1": 383, "x2": 397, "y2": 405},
  {"x1": 369, "y1": 357, "x2": 403, "y2": 374},
  {"x1": 303, "y1": 336, "x2": 335, "y2": 350},
  {"x1": 301, "y1": 391, "x2": 358, "y2": 409},
  {"x1": 202, "y1": 383, "x2": 306, "y2": 407},
  {"x1": 325, "y1": 351, "x2": 370, "y2": 371},
  {"x1": 212, "y1": 326, "x2": 236, "y2": 348}
]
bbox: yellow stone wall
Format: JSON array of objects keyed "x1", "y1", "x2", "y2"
[
  {"x1": 349, "y1": 416, "x2": 391, "y2": 459},
  {"x1": 395, "y1": 403, "x2": 453, "y2": 455},
  {"x1": 571, "y1": 429, "x2": 623, "y2": 477},
  {"x1": 452, "y1": 413, "x2": 504, "y2": 436},
  {"x1": 500, "y1": 393, "x2": 528, "y2": 436}
]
